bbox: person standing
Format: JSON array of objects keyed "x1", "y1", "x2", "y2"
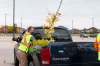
[{"x1": 16, "y1": 26, "x2": 35, "y2": 66}]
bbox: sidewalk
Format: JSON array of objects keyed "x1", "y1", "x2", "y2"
[{"x1": 0, "y1": 36, "x2": 15, "y2": 66}]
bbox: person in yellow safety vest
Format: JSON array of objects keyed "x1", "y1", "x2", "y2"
[
  {"x1": 16, "y1": 26, "x2": 35, "y2": 66},
  {"x1": 94, "y1": 33, "x2": 100, "y2": 61}
]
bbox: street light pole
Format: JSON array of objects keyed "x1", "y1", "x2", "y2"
[
  {"x1": 71, "y1": 19, "x2": 74, "y2": 34},
  {"x1": 13, "y1": 0, "x2": 15, "y2": 38},
  {"x1": 5, "y1": 13, "x2": 7, "y2": 33},
  {"x1": 72, "y1": 19, "x2": 74, "y2": 30},
  {"x1": 21, "y1": 17, "x2": 22, "y2": 29},
  {"x1": 20, "y1": 17, "x2": 22, "y2": 32}
]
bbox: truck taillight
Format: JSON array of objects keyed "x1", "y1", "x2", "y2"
[{"x1": 40, "y1": 48, "x2": 50, "y2": 65}]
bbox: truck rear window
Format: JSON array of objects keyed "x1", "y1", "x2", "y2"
[{"x1": 33, "y1": 28, "x2": 71, "y2": 41}]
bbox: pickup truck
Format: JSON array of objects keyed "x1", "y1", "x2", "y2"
[{"x1": 13, "y1": 26, "x2": 100, "y2": 66}]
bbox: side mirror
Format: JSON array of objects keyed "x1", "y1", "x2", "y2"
[{"x1": 12, "y1": 37, "x2": 17, "y2": 41}]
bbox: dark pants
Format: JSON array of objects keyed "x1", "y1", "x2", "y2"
[{"x1": 16, "y1": 50, "x2": 40, "y2": 66}]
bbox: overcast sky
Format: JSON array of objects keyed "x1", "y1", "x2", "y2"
[{"x1": 0, "y1": 0, "x2": 100, "y2": 29}]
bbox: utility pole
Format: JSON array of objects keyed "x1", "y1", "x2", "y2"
[
  {"x1": 13, "y1": 0, "x2": 15, "y2": 39},
  {"x1": 5, "y1": 13, "x2": 7, "y2": 33}
]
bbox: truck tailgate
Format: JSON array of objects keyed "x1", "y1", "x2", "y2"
[
  {"x1": 50, "y1": 42, "x2": 100, "y2": 66},
  {"x1": 50, "y1": 42, "x2": 79, "y2": 64}
]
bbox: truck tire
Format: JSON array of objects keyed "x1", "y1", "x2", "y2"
[
  {"x1": 31, "y1": 53, "x2": 40, "y2": 66},
  {"x1": 14, "y1": 48, "x2": 19, "y2": 66}
]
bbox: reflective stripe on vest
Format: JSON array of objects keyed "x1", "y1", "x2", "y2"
[
  {"x1": 18, "y1": 32, "x2": 32, "y2": 53},
  {"x1": 98, "y1": 52, "x2": 100, "y2": 61},
  {"x1": 18, "y1": 43, "x2": 28, "y2": 53}
]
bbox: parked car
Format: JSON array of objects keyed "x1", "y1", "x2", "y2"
[
  {"x1": 89, "y1": 33, "x2": 97, "y2": 37},
  {"x1": 80, "y1": 31, "x2": 88, "y2": 38}
]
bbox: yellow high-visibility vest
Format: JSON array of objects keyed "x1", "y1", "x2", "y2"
[{"x1": 18, "y1": 32, "x2": 33, "y2": 53}]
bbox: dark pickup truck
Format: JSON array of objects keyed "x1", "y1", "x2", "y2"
[{"x1": 13, "y1": 26, "x2": 100, "y2": 66}]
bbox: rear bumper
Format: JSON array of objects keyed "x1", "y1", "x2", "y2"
[
  {"x1": 41, "y1": 62, "x2": 100, "y2": 66},
  {"x1": 41, "y1": 64, "x2": 68, "y2": 66}
]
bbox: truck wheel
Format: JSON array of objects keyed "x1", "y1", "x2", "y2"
[
  {"x1": 14, "y1": 48, "x2": 19, "y2": 66},
  {"x1": 31, "y1": 53, "x2": 40, "y2": 66}
]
